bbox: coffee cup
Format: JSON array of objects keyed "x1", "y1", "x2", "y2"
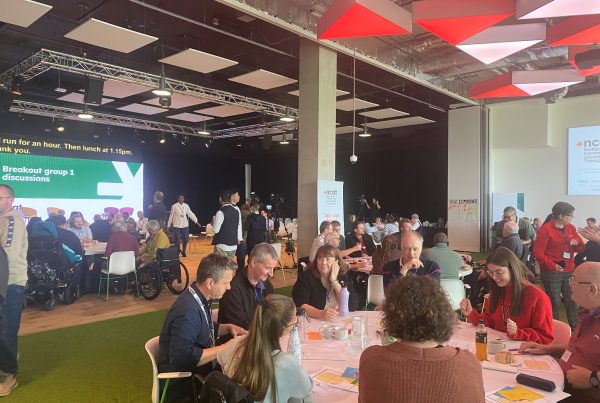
[
  {"x1": 488, "y1": 339, "x2": 506, "y2": 354},
  {"x1": 319, "y1": 324, "x2": 334, "y2": 340},
  {"x1": 332, "y1": 326, "x2": 348, "y2": 340}
]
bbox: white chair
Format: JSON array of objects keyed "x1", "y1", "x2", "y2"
[
  {"x1": 98, "y1": 251, "x2": 137, "y2": 301},
  {"x1": 201, "y1": 224, "x2": 214, "y2": 244},
  {"x1": 145, "y1": 336, "x2": 192, "y2": 403},
  {"x1": 440, "y1": 279, "x2": 467, "y2": 311},
  {"x1": 552, "y1": 319, "x2": 572, "y2": 345},
  {"x1": 270, "y1": 242, "x2": 288, "y2": 280},
  {"x1": 188, "y1": 234, "x2": 199, "y2": 253},
  {"x1": 211, "y1": 308, "x2": 219, "y2": 324},
  {"x1": 366, "y1": 275, "x2": 385, "y2": 307}
]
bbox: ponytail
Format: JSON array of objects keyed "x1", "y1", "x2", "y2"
[{"x1": 231, "y1": 295, "x2": 295, "y2": 402}]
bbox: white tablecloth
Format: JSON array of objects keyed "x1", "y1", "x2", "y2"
[
  {"x1": 84, "y1": 242, "x2": 107, "y2": 256},
  {"x1": 284, "y1": 312, "x2": 566, "y2": 403}
]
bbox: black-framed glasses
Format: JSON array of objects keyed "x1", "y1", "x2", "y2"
[{"x1": 569, "y1": 277, "x2": 593, "y2": 285}]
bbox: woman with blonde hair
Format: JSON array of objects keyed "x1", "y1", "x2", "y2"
[{"x1": 217, "y1": 294, "x2": 313, "y2": 403}]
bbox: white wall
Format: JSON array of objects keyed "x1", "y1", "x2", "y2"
[
  {"x1": 448, "y1": 106, "x2": 482, "y2": 252},
  {"x1": 490, "y1": 94, "x2": 600, "y2": 227}
]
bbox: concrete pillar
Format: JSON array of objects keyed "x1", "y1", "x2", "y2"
[{"x1": 297, "y1": 39, "x2": 337, "y2": 256}]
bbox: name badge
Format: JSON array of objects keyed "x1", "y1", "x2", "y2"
[
  {"x1": 560, "y1": 349, "x2": 572, "y2": 363},
  {"x1": 563, "y1": 251, "x2": 571, "y2": 259}
]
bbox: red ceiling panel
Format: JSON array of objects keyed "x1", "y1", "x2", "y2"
[{"x1": 547, "y1": 14, "x2": 600, "y2": 46}]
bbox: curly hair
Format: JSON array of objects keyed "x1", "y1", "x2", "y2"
[{"x1": 382, "y1": 276, "x2": 455, "y2": 342}]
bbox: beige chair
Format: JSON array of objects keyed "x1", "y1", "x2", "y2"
[
  {"x1": 46, "y1": 207, "x2": 60, "y2": 217},
  {"x1": 145, "y1": 336, "x2": 192, "y2": 403},
  {"x1": 201, "y1": 224, "x2": 214, "y2": 244},
  {"x1": 20, "y1": 207, "x2": 37, "y2": 223}
]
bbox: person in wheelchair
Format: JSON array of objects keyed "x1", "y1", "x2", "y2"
[{"x1": 138, "y1": 220, "x2": 170, "y2": 268}]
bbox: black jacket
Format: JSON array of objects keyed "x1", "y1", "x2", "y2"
[
  {"x1": 89, "y1": 220, "x2": 111, "y2": 242},
  {"x1": 292, "y1": 269, "x2": 360, "y2": 312},
  {"x1": 56, "y1": 227, "x2": 84, "y2": 257},
  {"x1": 345, "y1": 232, "x2": 376, "y2": 258},
  {"x1": 218, "y1": 267, "x2": 273, "y2": 329},
  {"x1": 245, "y1": 213, "x2": 267, "y2": 254}
]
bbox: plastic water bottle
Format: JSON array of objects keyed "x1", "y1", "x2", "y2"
[
  {"x1": 338, "y1": 281, "x2": 350, "y2": 318},
  {"x1": 296, "y1": 308, "x2": 307, "y2": 343},
  {"x1": 287, "y1": 324, "x2": 302, "y2": 364},
  {"x1": 475, "y1": 319, "x2": 488, "y2": 361}
]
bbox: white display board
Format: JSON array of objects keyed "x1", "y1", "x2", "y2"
[
  {"x1": 492, "y1": 192, "x2": 526, "y2": 223},
  {"x1": 317, "y1": 180, "x2": 345, "y2": 234},
  {"x1": 568, "y1": 125, "x2": 600, "y2": 195}
]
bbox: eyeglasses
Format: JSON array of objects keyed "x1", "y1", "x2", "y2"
[
  {"x1": 502, "y1": 214, "x2": 515, "y2": 220},
  {"x1": 568, "y1": 277, "x2": 593, "y2": 285},
  {"x1": 486, "y1": 269, "x2": 508, "y2": 278}
]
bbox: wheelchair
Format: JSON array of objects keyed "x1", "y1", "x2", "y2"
[
  {"x1": 26, "y1": 237, "x2": 83, "y2": 311},
  {"x1": 137, "y1": 246, "x2": 189, "y2": 300}
]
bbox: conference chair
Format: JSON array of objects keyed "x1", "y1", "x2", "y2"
[
  {"x1": 145, "y1": 336, "x2": 192, "y2": 403},
  {"x1": 366, "y1": 275, "x2": 385, "y2": 309},
  {"x1": 270, "y1": 241, "x2": 290, "y2": 280},
  {"x1": 119, "y1": 207, "x2": 134, "y2": 216},
  {"x1": 440, "y1": 279, "x2": 467, "y2": 311},
  {"x1": 46, "y1": 207, "x2": 60, "y2": 217},
  {"x1": 20, "y1": 207, "x2": 37, "y2": 223},
  {"x1": 201, "y1": 224, "x2": 214, "y2": 244},
  {"x1": 552, "y1": 319, "x2": 572, "y2": 345},
  {"x1": 104, "y1": 207, "x2": 119, "y2": 217},
  {"x1": 98, "y1": 251, "x2": 137, "y2": 301}
]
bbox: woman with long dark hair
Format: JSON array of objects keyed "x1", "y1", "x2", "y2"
[
  {"x1": 460, "y1": 247, "x2": 554, "y2": 344},
  {"x1": 292, "y1": 245, "x2": 358, "y2": 321},
  {"x1": 533, "y1": 202, "x2": 585, "y2": 329},
  {"x1": 217, "y1": 294, "x2": 313, "y2": 402}
]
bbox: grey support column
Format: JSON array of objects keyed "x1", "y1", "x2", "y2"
[{"x1": 297, "y1": 39, "x2": 337, "y2": 256}]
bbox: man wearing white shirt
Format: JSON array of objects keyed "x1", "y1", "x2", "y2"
[
  {"x1": 213, "y1": 190, "x2": 243, "y2": 262},
  {"x1": 410, "y1": 213, "x2": 422, "y2": 231},
  {"x1": 136, "y1": 211, "x2": 148, "y2": 238},
  {"x1": 167, "y1": 195, "x2": 199, "y2": 257}
]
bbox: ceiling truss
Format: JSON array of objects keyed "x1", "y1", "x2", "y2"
[{"x1": 0, "y1": 49, "x2": 299, "y2": 119}]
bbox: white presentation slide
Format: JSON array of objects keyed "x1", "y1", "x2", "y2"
[{"x1": 568, "y1": 126, "x2": 600, "y2": 195}]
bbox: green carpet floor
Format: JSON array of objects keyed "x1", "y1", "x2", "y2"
[{"x1": 10, "y1": 286, "x2": 294, "y2": 402}]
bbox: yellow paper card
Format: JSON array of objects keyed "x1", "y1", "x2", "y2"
[
  {"x1": 523, "y1": 359, "x2": 551, "y2": 370},
  {"x1": 498, "y1": 385, "x2": 544, "y2": 401}
]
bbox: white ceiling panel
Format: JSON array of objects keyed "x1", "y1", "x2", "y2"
[
  {"x1": 117, "y1": 103, "x2": 166, "y2": 115},
  {"x1": 102, "y1": 79, "x2": 150, "y2": 98},
  {"x1": 0, "y1": 0, "x2": 52, "y2": 27},
  {"x1": 359, "y1": 108, "x2": 409, "y2": 119},
  {"x1": 143, "y1": 94, "x2": 210, "y2": 109},
  {"x1": 64, "y1": 18, "x2": 158, "y2": 53},
  {"x1": 288, "y1": 89, "x2": 349, "y2": 97},
  {"x1": 195, "y1": 104, "x2": 257, "y2": 117},
  {"x1": 167, "y1": 113, "x2": 213, "y2": 123},
  {"x1": 366, "y1": 116, "x2": 435, "y2": 129},
  {"x1": 336, "y1": 126, "x2": 362, "y2": 134},
  {"x1": 228, "y1": 69, "x2": 297, "y2": 90},
  {"x1": 159, "y1": 48, "x2": 238, "y2": 74},
  {"x1": 336, "y1": 98, "x2": 379, "y2": 111},
  {"x1": 58, "y1": 92, "x2": 113, "y2": 105}
]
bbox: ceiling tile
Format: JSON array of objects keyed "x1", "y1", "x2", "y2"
[
  {"x1": 58, "y1": 92, "x2": 113, "y2": 105},
  {"x1": 366, "y1": 116, "x2": 434, "y2": 129},
  {"x1": 167, "y1": 113, "x2": 213, "y2": 123},
  {"x1": 336, "y1": 126, "x2": 362, "y2": 134},
  {"x1": 159, "y1": 48, "x2": 238, "y2": 74},
  {"x1": 336, "y1": 98, "x2": 379, "y2": 111},
  {"x1": 517, "y1": 0, "x2": 600, "y2": 19},
  {"x1": 228, "y1": 69, "x2": 297, "y2": 90},
  {"x1": 64, "y1": 18, "x2": 158, "y2": 53},
  {"x1": 0, "y1": 0, "x2": 52, "y2": 27},
  {"x1": 359, "y1": 108, "x2": 408, "y2": 119},
  {"x1": 547, "y1": 14, "x2": 600, "y2": 46},
  {"x1": 195, "y1": 104, "x2": 257, "y2": 117},
  {"x1": 288, "y1": 89, "x2": 349, "y2": 97},
  {"x1": 102, "y1": 79, "x2": 150, "y2": 98},
  {"x1": 143, "y1": 94, "x2": 210, "y2": 109},
  {"x1": 117, "y1": 103, "x2": 166, "y2": 115}
]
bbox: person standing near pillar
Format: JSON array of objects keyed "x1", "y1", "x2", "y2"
[
  {"x1": 167, "y1": 195, "x2": 199, "y2": 257},
  {"x1": 0, "y1": 184, "x2": 27, "y2": 396},
  {"x1": 148, "y1": 191, "x2": 167, "y2": 228},
  {"x1": 213, "y1": 189, "x2": 243, "y2": 263}
]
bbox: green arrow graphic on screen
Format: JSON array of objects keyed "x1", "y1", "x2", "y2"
[{"x1": 1, "y1": 154, "x2": 143, "y2": 200}]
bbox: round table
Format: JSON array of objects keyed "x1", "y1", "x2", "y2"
[
  {"x1": 84, "y1": 242, "x2": 107, "y2": 256},
  {"x1": 284, "y1": 312, "x2": 566, "y2": 403}
]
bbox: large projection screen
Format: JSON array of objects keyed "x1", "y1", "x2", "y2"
[{"x1": 568, "y1": 126, "x2": 600, "y2": 195}]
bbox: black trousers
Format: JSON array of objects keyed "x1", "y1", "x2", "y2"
[{"x1": 173, "y1": 227, "x2": 190, "y2": 254}]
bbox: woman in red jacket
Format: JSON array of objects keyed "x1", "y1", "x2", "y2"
[
  {"x1": 460, "y1": 247, "x2": 554, "y2": 344},
  {"x1": 532, "y1": 202, "x2": 585, "y2": 329}
]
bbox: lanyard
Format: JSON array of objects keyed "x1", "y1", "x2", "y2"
[
  {"x1": 254, "y1": 285, "x2": 263, "y2": 302},
  {"x1": 501, "y1": 295, "x2": 511, "y2": 325},
  {"x1": 189, "y1": 286, "x2": 215, "y2": 347}
]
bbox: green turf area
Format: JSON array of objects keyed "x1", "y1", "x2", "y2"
[{"x1": 12, "y1": 285, "x2": 294, "y2": 402}]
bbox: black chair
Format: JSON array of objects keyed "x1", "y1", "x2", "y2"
[{"x1": 195, "y1": 372, "x2": 253, "y2": 403}]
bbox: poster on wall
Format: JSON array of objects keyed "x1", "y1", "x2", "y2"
[
  {"x1": 447, "y1": 198, "x2": 480, "y2": 252},
  {"x1": 317, "y1": 180, "x2": 345, "y2": 234},
  {"x1": 568, "y1": 126, "x2": 600, "y2": 195},
  {"x1": 448, "y1": 198, "x2": 479, "y2": 223}
]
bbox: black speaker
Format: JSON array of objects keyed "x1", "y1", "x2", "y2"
[
  {"x1": 262, "y1": 133, "x2": 272, "y2": 149},
  {"x1": 574, "y1": 48, "x2": 600, "y2": 70},
  {"x1": 84, "y1": 77, "x2": 104, "y2": 104},
  {"x1": 0, "y1": 90, "x2": 15, "y2": 113}
]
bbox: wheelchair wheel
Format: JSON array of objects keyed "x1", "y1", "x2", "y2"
[
  {"x1": 137, "y1": 265, "x2": 162, "y2": 300},
  {"x1": 166, "y1": 261, "x2": 189, "y2": 295},
  {"x1": 44, "y1": 297, "x2": 56, "y2": 311},
  {"x1": 63, "y1": 283, "x2": 79, "y2": 305}
]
